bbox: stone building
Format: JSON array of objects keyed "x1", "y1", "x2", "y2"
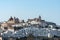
[
  {"x1": 27, "y1": 16, "x2": 48, "y2": 28},
  {"x1": 1, "y1": 16, "x2": 20, "y2": 31},
  {"x1": 1, "y1": 16, "x2": 57, "y2": 31}
]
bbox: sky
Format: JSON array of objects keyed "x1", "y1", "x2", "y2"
[{"x1": 0, "y1": 0, "x2": 60, "y2": 25}]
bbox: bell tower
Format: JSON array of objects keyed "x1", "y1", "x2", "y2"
[
  {"x1": 39, "y1": 16, "x2": 41, "y2": 21},
  {"x1": 8, "y1": 16, "x2": 14, "y2": 21}
]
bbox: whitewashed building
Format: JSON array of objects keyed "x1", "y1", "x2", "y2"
[{"x1": 1, "y1": 27, "x2": 60, "y2": 40}]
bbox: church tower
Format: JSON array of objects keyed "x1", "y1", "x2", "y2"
[{"x1": 39, "y1": 16, "x2": 41, "y2": 21}]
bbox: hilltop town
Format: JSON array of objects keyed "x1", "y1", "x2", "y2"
[
  {"x1": 0, "y1": 16, "x2": 60, "y2": 40},
  {"x1": 0, "y1": 16, "x2": 58, "y2": 31}
]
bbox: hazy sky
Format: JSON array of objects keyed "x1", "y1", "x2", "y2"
[{"x1": 0, "y1": 0, "x2": 60, "y2": 25}]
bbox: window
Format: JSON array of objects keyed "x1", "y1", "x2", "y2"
[
  {"x1": 3, "y1": 38, "x2": 8, "y2": 40},
  {"x1": 4, "y1": 27, "x2": 8, "y2": 30}
]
